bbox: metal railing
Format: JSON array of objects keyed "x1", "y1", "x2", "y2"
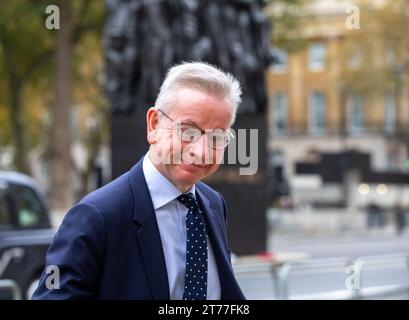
[
  {"x1": 233, "y1": 253, "x2": 409, "y2": 300},
  {"x1": 0, "y1": 279, "x2": 22, "y2": 300},
  {"x1": 351, "y1": 253, "x2": 409, "y2": 299},
  {"x1": 1, "y1": 253, "x2": 408, "y2": 300},
  {"x1": 277, "y1": 257, "x2": 351, "y2": 299}
]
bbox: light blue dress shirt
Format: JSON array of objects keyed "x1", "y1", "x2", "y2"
[{"x1": 142, "y1": 153, "x2": 221, "y2": 300}]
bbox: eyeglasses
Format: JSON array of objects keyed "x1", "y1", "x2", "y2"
[{"x1": 157, "y1": 109, "x2": 234, "y2": 150}]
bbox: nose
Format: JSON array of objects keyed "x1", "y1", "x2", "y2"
[{"x1": 189, "y1": 134, "x2": 212, "y2": 165}]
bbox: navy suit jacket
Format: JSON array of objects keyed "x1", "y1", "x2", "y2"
[{"x1": 33, "y1": 158, "x2": 245, "y2": 300}]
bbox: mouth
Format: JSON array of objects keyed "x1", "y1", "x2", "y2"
[{"x1": 181, "y1": 159, "x2": 210, "y2": 169}]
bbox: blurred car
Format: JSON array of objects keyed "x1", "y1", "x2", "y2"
[{"x1": 0, "y1": 171, "x2": 54, "y2": 299}]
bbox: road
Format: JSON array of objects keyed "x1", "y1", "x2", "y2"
[{"x1": 236, "y1": 229, "x2": 409, "y2": 299}]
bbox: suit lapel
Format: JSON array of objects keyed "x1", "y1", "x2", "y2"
[
  {"x1": 196, "y1": 186, "x2": 239, "y2": 299},
  {"x1": 128, "y1": 158, "x2": 170, "y2": 300},
  {"x1": 127, "y1": 158, "x2": 243, "y2": 300}
]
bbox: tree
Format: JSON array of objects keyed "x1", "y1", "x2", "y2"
[
  {"x1": 0, "y1": 1, "x2": 53, "y2": 174},
  {"x1": 71, "y1": 32, "x2": 109, "y2": 199},
  {"x1": 0, "y1": 0, "x2": 106, "y2": 210},
  {"x1": 49, "y1": 0, "x2": 105, "y2": 209},
  {"x1": 265, "y1": 0, "x2": 307, "y2": 52},
  {"x1": 49, "y1": 0, "x2": 74, "y2": 209}
]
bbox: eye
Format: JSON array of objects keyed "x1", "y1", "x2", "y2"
[
  {"x1": 180, "y1": 125, "x2": 202, "y2": 142},
  {"x1": 210, "y1": 134, "x2": 221, "y2": 145},
  {"x1": 209, "y1": 129, "x2": 227, "y2": 148},
  {"x1": 217, "y1": 135, "x2": 228, "y2": 147}
]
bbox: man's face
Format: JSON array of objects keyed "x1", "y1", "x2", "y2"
[{"x1": 147, "y1": 87, "x2": 233, "y2": 192}]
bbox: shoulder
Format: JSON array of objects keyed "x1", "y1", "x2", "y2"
[
  {"x1": 196, "y1": 181, "x2": 228, "y2": 221},
  {"x1": 79, "y1": 172, "x2": 133, "y2": 213},
  {"x1": 196, "y1": 180, "x2": 224, "y2": 203},
  {"x1": 75, "y1": 170, "x2": 138, "y2": 227},
  {"x1": 74, "y1": 159, "x2": 148, "y2": 224}
]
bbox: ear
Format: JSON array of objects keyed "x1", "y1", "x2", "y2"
[{"x1": 146, "y1": 107, "x2": 160, "y2": 144}]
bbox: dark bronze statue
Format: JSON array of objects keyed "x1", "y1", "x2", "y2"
[{"x1": 104, "y1": 0, "x2": 274, "y2": 115}]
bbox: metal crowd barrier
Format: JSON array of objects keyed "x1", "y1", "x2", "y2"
[
  {"x1": 277, "y1": 257, "x2": 351, "y2": 299},
  {"x1": 0, "y1": 279, "x2": 22, "y2": 300},
  {"x1": 1, "y1": 254, "x2": 408, "y2": 300},
  {"x1": 351, "y1": 253, "x2": 409, "y2": 299},
  {"x1": 233, "y1": 253, "x2": 409, "y2": 300}
]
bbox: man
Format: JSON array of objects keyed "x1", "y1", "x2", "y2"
[{"x1": 33, "y1": 62, "x2": 245, "y2": 300}]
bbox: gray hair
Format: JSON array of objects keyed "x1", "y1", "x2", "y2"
[{"x1": 154, "y1": 61, "x2": 242, "y2": 125}]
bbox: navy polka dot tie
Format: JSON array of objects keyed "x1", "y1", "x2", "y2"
[{"x1": 177, "y1": 192, "x2": 208, "y2": 300}]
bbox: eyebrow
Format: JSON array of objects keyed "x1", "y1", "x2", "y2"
[
  {"x1": 179, "y1": 119, "x2": 228, "y2": 132},
  {"x1": 179, "y1": 119, "x2": 202, "y2": 129}
]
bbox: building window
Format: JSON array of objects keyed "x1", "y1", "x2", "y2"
[
  {"x1": 271, "y1": 47, "x2": 288, "y2": 73},
  {"x1": 347, "y1": 95, "x2": 364, "y2": 134},
  {"x1": 385, "y1": 94, "x2": 396, "y2": 134},
  {"x1": 309, "y1": 91, "x2": 326, "y2": 134},
  {"x1": 308, "y1": 42, "x2": 326, "y2": 71},
  {"x1": 271, "y1": 92, "x2": 288, "y2": 134}
]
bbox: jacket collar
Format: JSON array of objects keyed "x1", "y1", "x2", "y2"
[
  {"x1": 128, "y1": 156, "x2": 243, "y2": 300},
  {"x1": 128, "y1": 157, "x2": 170, "y2": 299},
  {"x1": 142, "y1": 152, "x2": 195, "y2": 210},
  {"x1": 195, "y1": 185, "x2": 239, "y2": 299}
]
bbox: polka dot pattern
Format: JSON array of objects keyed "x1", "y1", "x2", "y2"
[{"x1": 177, "y1": 192, "x2": 208, "y2": 300}]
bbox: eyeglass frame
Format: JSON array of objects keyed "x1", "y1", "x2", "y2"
[{"x1": 156, "y1": 108, "x2": 234, "y2": 150}]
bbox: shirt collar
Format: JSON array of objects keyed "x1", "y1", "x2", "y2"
[{"x1": 142, "y1": 152, "x2": 196, "y2": 210}]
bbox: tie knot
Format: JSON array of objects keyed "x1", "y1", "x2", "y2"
[{"x1": 177, "y1": 192, "x2": 197, "y2": 208}]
